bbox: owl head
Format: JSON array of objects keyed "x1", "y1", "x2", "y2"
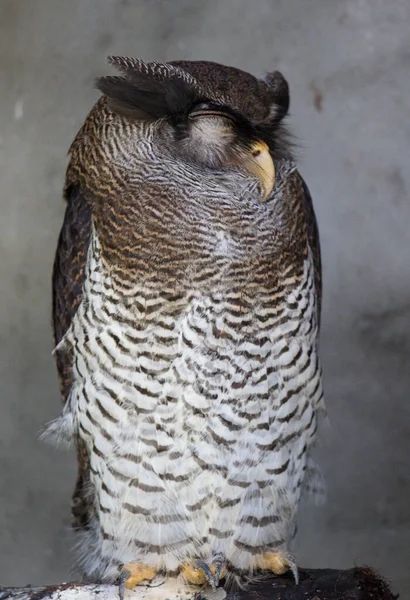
[{"x1": 96, "y1": 57, "x2": 292, "y2": 201}]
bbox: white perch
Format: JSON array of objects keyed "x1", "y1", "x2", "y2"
[{"x1": 0, "y1": 579, "x2": 227, "y2": 600}]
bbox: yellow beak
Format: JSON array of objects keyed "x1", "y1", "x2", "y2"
[{"x1": 244, "y1": 141, "x2": 275, "y2": 201}]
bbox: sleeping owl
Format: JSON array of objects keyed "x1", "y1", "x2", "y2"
[{"x1": 50, "y1": 57, "x2": 324, "y2": 596}]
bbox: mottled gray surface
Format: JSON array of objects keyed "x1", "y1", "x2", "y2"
[{"x1": 0, "y1": 0, "x2": 408, "y2": 596}]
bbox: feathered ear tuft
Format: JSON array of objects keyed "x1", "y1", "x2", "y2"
[
  {"x1": 96, "y1": 74, "x2": 169, "y2": 119},
  {"x1": 106, "y1": 55, "x2": 141, "y2": 72},
  {"x1": 96, "y1": 57, "x2": 203, "y2": 120},
  {"x1": 263, "y1": 70, "x2": 290, "y2": 124}
]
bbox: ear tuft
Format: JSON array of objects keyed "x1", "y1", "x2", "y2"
[
  {"x1": 95, "y1": 75, "x2": 168, "y2": 119},
  {"x1": 107, "y1": 55, "x2": 140, "y2": 72},
  {"x1": 96, "y1": 58, "x2": 203, "y2": 120},
  {"x1": 264, "y1": 70, "x2": 290, "y2": 123}
]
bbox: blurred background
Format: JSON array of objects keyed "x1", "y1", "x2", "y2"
[{"x1": 0, "y1": 0, "x2": 409, "y2": 596}]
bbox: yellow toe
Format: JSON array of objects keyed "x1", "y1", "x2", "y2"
[
  {"x1": 256, "y1": 552, "x2": 290, "y2": 575},
  {"x1": 121, "y1": 562, "x2": 157, "y2": 589},
  {"x1": 181, "y1": 563, "x2": 208, "y2": 585}
]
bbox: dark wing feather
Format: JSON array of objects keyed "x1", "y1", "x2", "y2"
[
  {"x1": 52, "y1": 182, "x2": 94, "y2": 531},
  {"x1": 52, "y1": 183, "x2": 93, "y2": 402},
  {"x1": 96, "y1": 73, "x2": 201, "y2": 120},
  {"x1": 300, "y1": 177, "x2": 322, "y2": 326}
]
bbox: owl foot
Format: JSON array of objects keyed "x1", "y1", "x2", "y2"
[
  {"x1": 182, "y1": 553, "x2": 226, "y2": 589},
  {"x1": 119, "y1": 562, "x2": 157, "y2": 600},
  {"x1": 256, "y1": 551, "x2": 299, "y2": 583}
]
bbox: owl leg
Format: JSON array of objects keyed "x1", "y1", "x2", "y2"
[
  {"x1": 119, "y1": 562, "x2": 157, "y2": 600},
  {"x1": 181, "y1": 553, "x2": 226, "y2": 589},
  {"x1": 256, "y1": 551, "x2": 299, "y2": 583}
]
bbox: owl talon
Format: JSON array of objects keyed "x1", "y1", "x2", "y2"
[
  {"x1": 118, "y1": 562, "x2": 157, "y2": 600},
  {"x1": 196, "y1": 560, "x2": 215, "y2": 589},
  {"x1": 182, "y1": 554, "x2": 226, "y2": 588},
  {"x1": 256, "y1": 551, "x2": 299, "y2": 584},
  {"x1": 210, "y1": 553, "x2": 225, "y2": 587}
]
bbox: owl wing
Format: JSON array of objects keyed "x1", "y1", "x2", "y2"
[
  {"x1": 300, "y1": 176, "x2": 322, "y2": 325},
  {"x1": 52, "y1": 182, "x2": 93, "y2": 404},
  {"x1": 52, "y1": 181, "x2": 96, "y2": 529}
]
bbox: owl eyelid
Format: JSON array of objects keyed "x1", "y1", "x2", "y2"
[{"x1": 188, "y1": 110, "x2": 235, "y2": 123}]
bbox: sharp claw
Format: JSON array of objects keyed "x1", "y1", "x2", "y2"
[
  {"x1": 290, "y1": 562, "x2": 299, "y2": 585},
  {"x1": 282, "y1": 552, "x2": 299, "y2": 585},
  {"x1": 195, "y1": 560, "x2": 216, "y2": 589},
  {"x1": 118, "y1": 569, "x2": 129, "y2": 600},
  {"x1": 211, "y1": 553, "x2": 225, "y2": 587}
]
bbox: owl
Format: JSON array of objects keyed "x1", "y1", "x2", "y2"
[{"x1": 50, "y1": 57, "x2": 324, "y2": 596}]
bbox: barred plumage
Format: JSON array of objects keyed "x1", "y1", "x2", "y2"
[{"x1": 50, "y1": 58, "x2": 324, "y2": 589}]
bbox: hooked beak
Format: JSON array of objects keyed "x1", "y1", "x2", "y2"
[{"x1": 244, "y1": 140, "x2": 275, "y2": 201}]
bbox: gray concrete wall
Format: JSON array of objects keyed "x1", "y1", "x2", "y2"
[{"x1": 0, "y1": 0, "x2": 409, "y2": 595}]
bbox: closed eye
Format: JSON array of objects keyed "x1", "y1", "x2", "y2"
[{"x1": 188, "y1": 109, "x2": 236, "y2": 123}]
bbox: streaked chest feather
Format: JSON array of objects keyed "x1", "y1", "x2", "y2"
[
  {"x1": 66, "y1": 232, "x2": 321, "y2": 441},
  {"x1": 61, "y1": 232, "x2": 323, "y2": 574}
]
